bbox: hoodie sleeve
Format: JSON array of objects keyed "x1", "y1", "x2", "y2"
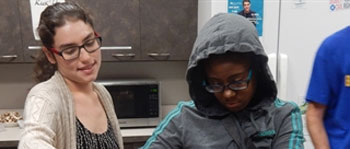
[
  {"x1": 272, "y1": 101, "x2": 304, "y2": 149},
  {"x1": 141, "y1": 101, "x2": 194, "y2": 149}
]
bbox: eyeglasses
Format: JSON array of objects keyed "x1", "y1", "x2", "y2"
[
  {"x1": 203, "y1": 69, "x2": 252, "y2": 93},
  {"x1": 50, "y1": 32, "x2": 102, "y2": 61}
]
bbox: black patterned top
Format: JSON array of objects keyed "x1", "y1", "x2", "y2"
[{"x1": 76, "y1": 118, "x2": 119, "y2": 149}]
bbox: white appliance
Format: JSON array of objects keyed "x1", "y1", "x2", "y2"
[{"x1": 270, "y1": 3, "x2": 349, "y2": 148}]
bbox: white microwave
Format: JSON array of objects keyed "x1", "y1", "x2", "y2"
[{"x1": 97, "y1": 80, "x2": 161, "y2": 128}]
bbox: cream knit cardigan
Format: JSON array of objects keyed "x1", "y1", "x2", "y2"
[{"x1": 18, "y1": 71, "x2": 124, "y2": 149}]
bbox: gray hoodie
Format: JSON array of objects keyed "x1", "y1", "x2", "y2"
[{"x1": 142, "y1": 13, "x2": 304, "y2": 149}]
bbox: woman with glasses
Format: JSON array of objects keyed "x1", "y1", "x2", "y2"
[
  {"x1": 19, "y1": 2, "x2": 123, "y2": 149},
  {"x1": 142, "y1": 13, "x2": 304, "y2": 149}
]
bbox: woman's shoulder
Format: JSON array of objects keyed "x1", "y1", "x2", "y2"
[
  {"x1": 271, "y1": 98, "x2": 301, "y2": 117},
  {"x1": 164, "y1": 101, "x2": 205, "y2": 123},
  {"x1": 25, "y1": 77, "x2": 69, "y2": 111},
  {"x1": 272, "y1": 98, "x2": 299, "y2": 109},
  {"x1": 24, "y1": 81, "x2": 62, "y2": 121},
  {"x1": 27, "y1": 79, "x2": 60, "y2": 98}
]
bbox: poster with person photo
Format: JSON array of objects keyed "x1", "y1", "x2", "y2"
[{"x1": 228, "y1": 0, "x2": 263, "y2": 36}]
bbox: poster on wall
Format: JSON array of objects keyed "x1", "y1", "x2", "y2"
[
  {"x1": 228, "y1": 0, "x2": 263, "y2": 36},
  {"x1": 329, "y1": 0, "x2": 350, "y2": 11},
  {"x1": 30, "y1": 0, "x2": 65, "y2": 40}
]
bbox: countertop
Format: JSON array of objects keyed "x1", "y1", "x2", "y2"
[
  {"x1": 0, "y1": 125, "x2": 155, "y2": 147},
  {"x1": 0, "y1": 109, "x2": 155, "y2": 147}
]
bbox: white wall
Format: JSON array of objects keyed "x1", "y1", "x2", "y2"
[
  {"x1": 197, "y1": 0, "x2": 227, "y2": 31},
  {"x1": 198, "y1": 0, "x2": 212, "y2": 32}
]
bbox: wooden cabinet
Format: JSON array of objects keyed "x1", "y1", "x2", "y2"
[
  {"x1": 3, "y1": 0, "x2": 197, "y2": 62},
  {"x1": 18, "y1": 0, "x2": 141, "y2": 62},
  {"x1": 140, "y1": 0, "x2": 197, "y2": 60},
  {"x1": 123, "y1": 136, "x2": 149, "y2": 149},
  {"x1": 74, "y1": 0, "x2": 197, "y2": 61},
  {"x1": 71, "y1": 0, "x2": 141, "y2": 61},
  {"x1": 18, "y1": 0, "x2": 43, "y2": 62},
  {"x1": 0, "y1": 0, "x2": 23, "y2": 62}
]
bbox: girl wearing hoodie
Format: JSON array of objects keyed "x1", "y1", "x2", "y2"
[{"x1": 142, "y1": 13, "x2": 304, "y2": 149}]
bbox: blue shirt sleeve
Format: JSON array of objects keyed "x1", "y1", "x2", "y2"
[{"x1": 306, "y1": 41, "x2": 334, "y2": 106}]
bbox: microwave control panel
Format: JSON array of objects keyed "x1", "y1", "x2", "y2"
[{"x1": 148, "y1": 85, "x2": 159, "y2": 117}]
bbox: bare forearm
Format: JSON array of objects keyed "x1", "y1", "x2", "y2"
[
  {"x1": 306, "y1": 102, "x2": 329, "y2": 149},
  {"x1": 306, "y1": 115, "x2": 329, "y2": 149}
]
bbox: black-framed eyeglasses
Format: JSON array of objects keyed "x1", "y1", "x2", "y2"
[
  {"x1": 203, "y1": 69, "x2": 252, "y2": 93},
  {"x1": 50, "y1": 32, "x2": 102, "y2": 61}
]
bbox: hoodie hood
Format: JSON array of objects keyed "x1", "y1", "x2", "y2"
[{"x1": 186, "y1": 13, "x2": 277, "y2": 117}]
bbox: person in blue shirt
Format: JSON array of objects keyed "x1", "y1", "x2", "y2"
[{"x1": 306, "y1": 26, "x2": 350, "y2": 149}]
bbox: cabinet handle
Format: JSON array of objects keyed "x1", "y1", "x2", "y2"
[
  {"x1": 112, "y1": 53, "x2": 135, "y2": 57},
  {"x1": 30, "y1": 54, "x2": 37, "y2": 60},
  {"x1": 148, "y1": 53, "x2": 170, "y2": 57},
  {"x1": 29, "y1": 46, "x2": 133, "y2": 50},
  {"x1": 1, "y1": 55, "x2": 18, "y2": 59},
  {"x1": 101, "y1": 46, "x2": 132, "y2": 50},
  {"x1": 28, "y1": 46, "x2": 41, "y2": 50}
]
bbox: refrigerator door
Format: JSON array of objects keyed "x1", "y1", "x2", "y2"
[
  {"x1": 278, "y1": 0, "x2": 350, "y2": 105},
  {"x1": 278, "y1": 1, "x2": 350, "y2": 148}
]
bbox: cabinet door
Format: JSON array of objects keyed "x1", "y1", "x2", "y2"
[
  {"x1": 71, "y1": 0, "x2": 141, "y2": 61},
  {"x1": 0, "y1": 0, "x2": 23, "y2": 62},
  {"x1": 140, "y1": 0, "x2": 197, "y2": 60},
  {"x1": 18, "y1": 0, "x2": 42, "y2": 62}
]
